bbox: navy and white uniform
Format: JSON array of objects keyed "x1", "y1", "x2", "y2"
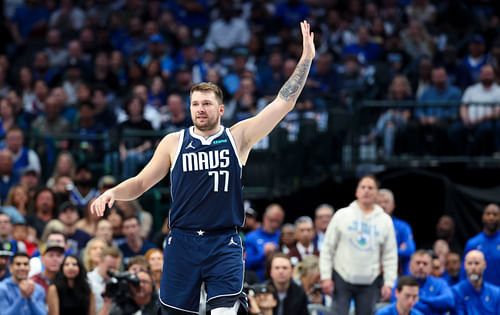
[{"x1": 160, "y1": 126, "x2": 246, "y2": 313}]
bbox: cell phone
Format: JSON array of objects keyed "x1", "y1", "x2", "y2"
[{"x1": 312, "y1": 283, "x2": 322, "y2": 294}]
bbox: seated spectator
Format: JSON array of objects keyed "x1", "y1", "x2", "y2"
[
  {"x1": 0, "y1": 252, "x2": 46, "y2": 315},
  {"x1": 58, "y1": 201, "x2": 91, "y2": 253},
  {"x1": 265, "y1": 253, "x2": 309, "y2": 315},
  {"x1": 145, "y1": 248, "x2": 163, "y2": 291},
  {"x1": 118, "y1": 215, "x2": 156, "y2": 265},
  {"x1": 0, "y1": 98, "x2": 27, "y2": 138},
  {"x1": 369, "y1": 75, "x2": 413, "y2": 157},
  {"x1": 452, "y1": 250, "x2": 500, "y2": 315},
  {"x1": 26, "y1": 187, "x2": 57, "y2": 239},
  {"x1": 95, "y1": 219, "x2": 113, "y2": 246},
  {"x1": 5, "y1": 184, "x2": 30, "y2": 217},
  {"x1": 46, "y1": 151, "x2": 76, "y2": 189},
  {"x1": 294, "y1": 255, "x2": 330, "y2": 308},
  {"x1": 91, "y1": 85, "x2": 117, "y2": 130},
  {"x1": 88, "y1": 246, "x2": 122, "y2": 312},
  {"x1": 431, "y1": 254, "x2": 444, "y2": 278},
  {"x1": 442, "y1": 252, "x2": 461, "y2": 286},
  {"x1": 432, "y1": 239, "x2": 450, "y2": 270},
  {"x1": 246, "y1": 203, "x2": 285, "y2": 281},
  {"x1": 126, "y1": 255, "x2": 150, "y2": 274},
  {"x1": 0, "y1": 240, "x2": 14, "y2": 281},
  {"x1": 70, "y1": 101, "x2": 106, "y2": 164},
  {"x1": 288, "y1": 216, "x2": 319, "y2": 266},
  {"x1": 9, "y1": 0, "x2": 49, "y2": 46},
  {"x1": 279, "y1": 223, "x2": 296, "y2": 255},
  {"x1": 82, "y1": 237, "x2": 107, "y2": 273},
  {"x1": 75, "y1": 200, "x2": 100, "y2": 237},
  {"x1": 114, "y1": 200, "x2": 152, "y2": 240},
  {"x1": 0, "y1": 149, "x2": 20, "y2": 203},
  {"x1": 343, "y1": 25, "x2": 382, "y2": 64},
  {"x1": 11, "y1": 220, "x2": 37, "y2": 257},
  {"x1": 3, "y1": 127, "x2": 41, "y2": 176},
  {"x1": 44, "y1": 29, "x2": 68, "y2": 69},
  {"x1": 376, "y1": 276, "x2": 422, "y2": 315},
  {"x1": 393, "y1": 250, "x2": 454, "y2": 315},
  {"x1": 103, "y1": 206, "x2": 126, "y2": 247},
  {"x1": 461, "y1": 35, "x2": 489, "y2": 83},
  {"x1": 70, "y1": 164, "x2": 99, "y2": 209},
  {"x1": 248, "y1": 283, "x2": 278, "y2": 315},
  {"x1": 47, "y1": 254, "x2": 95, "y2": 315},
  {"x1": 304, "y1": 52, "x2": 341, "y2": 109},
  {"x1": 400, "y1": 20, "x2": 434, "y2": 61},
  {"x1": 243, "y1": 206, "x2": 261, "y2": 234},
  {"x1": 49, "y1": 0, "x2": 86, "y2": 35},
  {"x1": 30, "y1": 240, "x2": 65, "y2": 294},
  {"x1": 161, "y1": 93, "x2": 192, "y2": 133}
]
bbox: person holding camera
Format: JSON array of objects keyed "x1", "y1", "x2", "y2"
[
  {"x1": 248, "y1": 284, "x2": 278, "y2": 315},
  {"x1": 97, "y1": 270, "x2": 158, "y2": 315},
  {"x1": 88, "y1": 246, "x2": 122, "y2": 312},
  {"x1": 47, "y1": 254, "x2": 95, "y2": 315}
]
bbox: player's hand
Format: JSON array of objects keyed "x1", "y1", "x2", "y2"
[
  {"x1": 91, "y1": 191, "x2": 115, "y2": 217},
  {"x1": 380, "y1": 285, "x2": 392, "y2": 301},
  {"x1": 300, "y1": 20, "x2": 315, "y2": 60},
  {"x1": 321, "y1": 279, "x2": 334, "y2": 296}
]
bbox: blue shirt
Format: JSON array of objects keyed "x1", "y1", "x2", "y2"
[
  {"x1": 342, "y1": 42, "x2": 382, "y2": 63},
  {"x1": 392, "y1": 276, "x2": 454, "y2": 315},
  {"x1": 119, "y1": 240, "x2": 156, "y2": 265},
  {"x1": 245, "y1": 226, "x2": 280, "y2": 281},
  {"x1": 442, "y1": 271, "x2": 460, "y2": 286},
  {"x1": 375, "y1": 303, "x2": 424, "y2": 315},
  {"x1": 417, "y1": 84, "x2": 462, "y2": 119},
  {"x1": 392, "y1": 217, "x2": 415, "y2": 275},
  {"x1": 463, "y1": 231, "x2": 500, "y2": 286},
  {"x1": 0, "y1": 277, "x2": 46, "y2": 315},
  {"x1": 452, "y1": 279, "x2": 500, "y2": 315}
]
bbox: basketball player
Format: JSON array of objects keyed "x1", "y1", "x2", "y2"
[{"x1": 91, "y1": 21, "x2": 316, "y2": 315}]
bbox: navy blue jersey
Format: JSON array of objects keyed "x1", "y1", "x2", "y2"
[{"x1": 169, "y1": 126, "x2": 244, "y2": 230}]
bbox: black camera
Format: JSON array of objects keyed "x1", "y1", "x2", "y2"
[{"x1": 102, "y1": 271, "x2": 140, "y2": 298}]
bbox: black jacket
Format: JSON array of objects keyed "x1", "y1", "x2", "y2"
[{"x1": 266, "y1": 280, "x2": 309, "y2": 315}]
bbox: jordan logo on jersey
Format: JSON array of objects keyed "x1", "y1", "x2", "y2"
[
  {"x1": 182, "y1": 149, "x2": 230, "y2": 172},
  {"x1": 185, "y1": 141, "x2": 195, "y2": 150},
  {"x1": 228, "y1": 237, "x2": 238, "y2": 246}
]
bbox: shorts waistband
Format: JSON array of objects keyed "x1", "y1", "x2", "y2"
[{"x1": 171, "y1": 227, "x2": 238, "y2": 236}]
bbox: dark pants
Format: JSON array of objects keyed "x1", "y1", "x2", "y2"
[{"x1": 332, "y1": 270, "x2": 381, "y2": 315}]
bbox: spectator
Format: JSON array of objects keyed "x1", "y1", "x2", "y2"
[
  {"x1": 95, "y1": 219, "x2": 113, "y2": 246},
  {"x1": 243, "y1": 206, "x2": 261, "y2": 234},
  {"x1": 118, "y1": 215, "x2": 156, "y2": 266},
  {"x1": 70, "y1": 164, "x2": 99, "y2": 209},
  {"x1": 30, "y1": 240, "x2": 65, "y2": 294},
  {"x1": 461, "y1": 35, "x2": 489, "y2": 83},
  {"x1": 279, "y1": 223, "x2": 297, "y2": 255},
  {"x1": 431, "y1": 254, "x2": 444, "y2": 278},
  {"x1": 4, "y1": 185, "x2": 29, "y2": 219},
  {"x1": 81, "y1": 237, "x2": 107, "y2": 273},
  {"x1": 442, "y1": 252, "x2": 461, "y2": 286},
  {"x1": 312, "y1": 204, "x2": 334, "y2": 252},
  {"x1": 3, "y1": 127, "x2": 41, "y2": 175},
  {"x1": 49, "y1": 0, "x2": 86, "y2": 34},
  {"x1": 463, "y1": 203, "x2": 500, "y2": 286},
  {"x1": 103, "y1": 207, "x2": 126, "y2": 247},
  {"x1": 71, "y1": 101, "x2": 106, "y2": 163},
  {"x1": 294, "y1": 255, "x2": 330, "y2": 308},
  {"x1": 88, "y1": 246, "x2": 122, "y2": 312},
  {"x1": 245, "y1": 203, "x2": 285, "y2": 281},
  {"x1": 452, "y1": 64, "x2": 500, "y2": 155},
  {"x1": 434, "y1": 215, "x2": 462, "y2": 255},
  {"x1": 266, "y1": 253, "x2": 309, "y2": 315},
  {"x1": 319, "y1": 175, "x2": 397, "y2": 315},
  {"x1": 378, "y1": 188, "x2": 416, "y2": 276},
  {"x1": 58, "y1": 201, "x2": 91, "y2": 254},
  {"x1": 126, "y1": 255, "x2": 149, "y2": 274},
  {"x1": 75, "y1": 200, "x2": 100, "y2": 237},
  {"x1": 0, "y1": 252, "x2": 46, "y2": 315},
  {"x1": 343, "y1": 25, "x2": 382, "y2": 64},
  {"x1": 46, "y1": 151, "x2": 76, "y2": 189},
  {"x1": 145, "y1": 248, "x2": 163, "y2": 291},
  {"x1": 0, "y1": 98, "x2": 27, "y2": 138},
  {"x1": 452, "y1": 250, "x2": 500, "y2": 315},
  {"x1": 405, "y1": 0, "x2": 436, "y2": 24},
  {"x1": 44, "y1": 29, "x2": 68, "y2": 69},
  {"x1": 289, "y1": 216, "x2": 319, "y2": 265},
  {"x1": 375, "y1": 276, "x2": 422, "y2": 315},
  {"x1": 275, "y1": 0, "x2": 310, "y2": 28},
  {"x1": 400, "y1": 20, "x2": 434, "y2": 61},
  {"x1": 416, "y1": 66, "x2": 462, "y2": 155},
  {"x1": 396, "y1": 250, "x2": 454, "y2": 315},
  {"x1": 247, "y1": 283, "x2": 278, "y2": 315},
  {"x1": 98, "y1": 270, "x2": 158, "y2": 315},
  {"x1": 0, "y1": 212, "x2": 26, "y2": 255},
  {"x1": 9, "y1": 0, "x2": 49, "y2": 46},
  {"x1": 0, "y1": 149, "x2": 20, "y2": 203},
  {"x1": 0, "y1": 240, "x2": 14, "y2": 281},
  {"x1": 26, "y1": 187, "x2": 57, "y2": 239},
  {"x1": 304, "y1": 52, "x2": 341, "y2": 109},
  {"x1": 114, "y1": 200, "x2": 152, "y2": 240},
  {"x1": 432, "y1": 239, "x2": 450, "y2": 270},
  {"x1": 47, "y1": 254, "x2": 95, "y2": 315}
]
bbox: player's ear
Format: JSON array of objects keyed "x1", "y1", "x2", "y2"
[{"x1": 219, "y1": 104, "x2": 225, "y2": 115}]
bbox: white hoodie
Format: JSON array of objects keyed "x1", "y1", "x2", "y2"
[{"x1": 319, "y1": 201, "x2": 398, "y2": 287}]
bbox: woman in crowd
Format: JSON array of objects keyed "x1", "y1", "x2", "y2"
[
  {"x1": 5, "y1": 184, "x2": 29, "y2": 216},
  {"x1": 47, "y1": 254, "x2": 95, "y2": 315},
  {"x1": 75, "y1": 198, "x2": 99, "y2": 236},
  {"x1": 82, "y1": 237, "x2": 107, "y2": 272},
  {"x1": 46, "y1": 151, "x2": 76, "y2": 188},
  {"x1": 294, "y1": 255, "x2": 331, "y2": 308},
  {"x1": 145, "y1": 248, "x2": 163, "y2": 291}
]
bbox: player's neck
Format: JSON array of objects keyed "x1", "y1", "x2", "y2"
[{"x1": 193, "y1": 125, "x2": 221, "y2": 139}]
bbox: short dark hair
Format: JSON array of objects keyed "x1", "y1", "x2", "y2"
[
  {"x1": 397, "y1": 276, "x2": 419, "y2": 292},
  {"x1": 123, "y1": 215, "x2": 140, "y2": 225},
  {"x1": 190, "y1": 82, "x2": 223, "y2": 105},
  {"x1": 12, "y1": 252, "x2": 30, "y2": 263},
  {"x1": 127, "y1": 255, "x2": 150, "y2": 271}
]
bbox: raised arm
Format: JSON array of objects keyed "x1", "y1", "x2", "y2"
[
  {"x1": 230, "y1": 21, "x2": 315, "y2": 163},
  {"x1": 90, "y1": 132, "x2": 179, "y2": 216}
]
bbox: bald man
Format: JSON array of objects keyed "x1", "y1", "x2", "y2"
[
  {"x1": 463, "y1": 204, "x2": 500, "y2": 286},
  {"x1": 245, "y1": 203, "x2": 285, "y2": 280},
  {"x1": 452, "y1": 250, "x2": 500, "y2": 315}
]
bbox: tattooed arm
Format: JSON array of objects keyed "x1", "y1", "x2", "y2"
[{"x1": 230, "y1": 21, "x2": 315, "y2": 164}]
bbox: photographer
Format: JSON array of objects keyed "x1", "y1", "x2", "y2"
[
  {"x1": 88, "y1": 247, "x2": 122, "y2": 312},
  {"x1": 97, "y1": 270, "x2": 158, "y2": 315},
  {"x1": 248, "y1": 284, "x2": 278, "y2": 315}
]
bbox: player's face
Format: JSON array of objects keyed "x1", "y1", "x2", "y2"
[
  {"x1": 190, "y1": 91, "x2": 224, "y2": 132},
  {"x1": 395, "y1": 285, "x2": 419, "y2": 313}
]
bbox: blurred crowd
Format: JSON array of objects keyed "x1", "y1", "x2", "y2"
[{"x1": 0, "y1": 0, "x2": 499, "y2": 314}]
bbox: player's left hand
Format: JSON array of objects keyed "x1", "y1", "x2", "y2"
[{"x1": 300, "y1": 20, "x2": 315, "y2": 60}]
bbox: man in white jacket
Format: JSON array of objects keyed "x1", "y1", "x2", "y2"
[{"x1": 319, "y1": 175, "x2": 398, "y2": 315}]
